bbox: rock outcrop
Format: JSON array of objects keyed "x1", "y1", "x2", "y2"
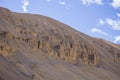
[{"x1": 0, "y1": 7, "x2": 120, "y2": 80}]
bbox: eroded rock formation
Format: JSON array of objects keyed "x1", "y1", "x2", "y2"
[{"x1": 0, "y1": 7, "x2": 120, "y2": 80}]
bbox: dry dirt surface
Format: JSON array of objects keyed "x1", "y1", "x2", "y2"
[{"x1": 0, "y1": 7, "x2": 120, "y2": 80}]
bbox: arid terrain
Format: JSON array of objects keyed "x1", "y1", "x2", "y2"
[{"x1": 0, "y1": 7, "x2": 120, "y2": 80}]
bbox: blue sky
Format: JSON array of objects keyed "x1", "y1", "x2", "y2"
[{"x1": 0, "y1": 0, "x2": 120, "y2": 44}]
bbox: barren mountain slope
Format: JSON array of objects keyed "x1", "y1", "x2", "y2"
[{"x1": 0, "y1": 7, "x2": 120, "y2": 80}]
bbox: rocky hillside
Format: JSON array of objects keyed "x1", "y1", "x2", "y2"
[{"x1": 0, "y1": 7, "x2": 120, "y2": 80}]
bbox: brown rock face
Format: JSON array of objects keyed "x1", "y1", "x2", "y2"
[{"x1": 0, "y1": 7, "x2": 120, "y2": 80}]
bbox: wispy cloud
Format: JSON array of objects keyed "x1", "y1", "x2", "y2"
[
  {"x1": 114, "y1": 36, "x2": 120, "y2": 43},
  {"x1": 22, "y1": 0, "x2": 29, "y2": 12},
  {"x1": 106, "y1": 18, "x2": 120, "y2": 30},
  {"x1": 98, "y1": 18, "x2": 120, "y2": 30},
  {"x1": 98, "y1": 19, "x2": 105, "y2": 25},
  {"x1": 117, "y1": 13, "x2": 120, "y2": 17},
  {"x1": 111, "y1": 0, "x2": 120, "y2": 9},
  {"x1": 44, "y1": 0, "x2": 70, "y2": 9},
  {"x1": 80, "y1": 0, "x2": 103, "y2": 5},
  {"x1": 59, "y1": 1, "x2": 66, "y2": 6},
  {"x1": 91, "y1": 28, "x2": 110, "y2": 36},
  {"x1": 58, "y1": 1, "x2": 71, "y2": 10}
]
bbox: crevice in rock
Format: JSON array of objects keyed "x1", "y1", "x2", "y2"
[
  {"x1": 0, "y1": 46, "x2": 3, "y2": 51},
  {"x1": 88, "y1": 54, "x2": 95, "y2": 64},
  {"x1": 0, "y1": 31, "x2": 6, "y2": 38},
  {"x1": 38, "y1": 40, "x2": 40, "y2": 49}
]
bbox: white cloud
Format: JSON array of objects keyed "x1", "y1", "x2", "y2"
[
  {"x1": 114, "y1": 36, "x2": 120, "y2": 43},
  {"x1": 22, "y1": 0, "x2": 29, "y2": 12},
  {"x1": 59, "y1": 1, "x2": 66, "y2": 6},
  {"x1": 106, "y1": 18, "x2": 120, "y2": 30},
  {"x1": 98, "y1": 18, "x2": 120, "y2": 30},
  {"x1": 111, "y1": 0, "x2": 120, "y2": 9},
  {"x1": 91, "y1": 28, "x2": 110, "y2": 36},
  {"x1": 117, "y1": 13, "x2": 120, "y2": 17},
  {"x1": 81, "y1": 0, "x2": 103, "y2": 5},
  {"x1": 58, "y1": 1, "x2": 71, "y2": 10},
  {"x1": 98, "y1": 19, "x2": 105, "y2": 25}
]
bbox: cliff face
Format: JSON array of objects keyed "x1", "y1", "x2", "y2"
[{"x1": 0, "y1": 7, "x2": 120, "y2": 80}]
